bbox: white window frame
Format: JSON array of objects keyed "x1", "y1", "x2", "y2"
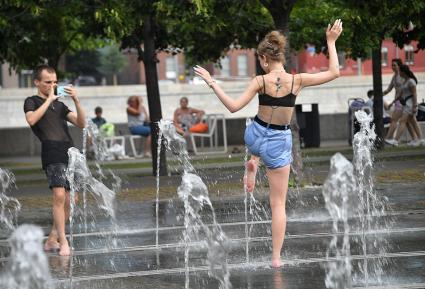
[
  {"x1": 237, "y1": 55, "x2": 248, "y2": 77},
  {"x1": 165, "y1": 56, "x2": 177, "y2": 79},
  {"x1": 337, "y1": 52, "x2": 346, "y2": 69},
  {"x1": 381, "y1": 47, "x2": 388, "y2": 67},
  {"x1": 404, "y1": 45, "x2": 414, "y2": 65},
  {"x1": 220, "y1": 56, "x2": 230, "y2": 77}
]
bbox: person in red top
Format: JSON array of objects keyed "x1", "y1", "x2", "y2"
[{"x1": 24, "y1": 65, "x2": 86, "y2": 256}]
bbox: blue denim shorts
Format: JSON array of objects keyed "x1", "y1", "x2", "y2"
[
  {"x1": 244, "y1": 118, "x2": 292, "y2": 169},
  {"x1": 129, "y1": 124, "x2": 151, "y2": 137}
]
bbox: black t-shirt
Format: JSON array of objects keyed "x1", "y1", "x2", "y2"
[{"x1": 24, "y1": 95, "x2": 74, "y2": 169}]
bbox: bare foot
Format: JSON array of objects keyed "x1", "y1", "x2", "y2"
[
  {"x1": 271, "y1": 258, "x2": 282, "y2": 268},
  {"x1": 244, "y1": 159, "x2": 258, "y2": 193},
  {"x1": 59, "y1": 241, "x2": 71, "y2": 256},
  {"x1": 44, "y1": 240, "x2": 60, "y2": 251}
]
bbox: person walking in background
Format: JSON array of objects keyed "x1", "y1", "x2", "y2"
[
  {"x1": 23, "y1": 65, "x2": 86, "y2": 256},
  {"x1": 194, "y1": 20, "x2": 343, "y2": 267},
  {"x1": 126, "y1": 95, "x2": 151, "y2": 157},
  {"x1": 385, "y1": 64, "x2": 423, "y2": 146},
  {"x1": 384, "y1": 59, "x2": 415, "y2": 141}
]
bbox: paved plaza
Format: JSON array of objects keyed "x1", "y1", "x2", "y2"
[{"x1": 1, "y1": 144, "x2": 425, "y2": 288}]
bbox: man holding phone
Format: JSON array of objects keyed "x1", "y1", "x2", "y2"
[{"x1": 23, "y1": 64, "x2": 86, "y2": 256}]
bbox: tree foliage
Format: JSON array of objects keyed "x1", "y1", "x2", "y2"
[
  {"x1": 0, "y1": 1, "x2": 102, "y2": 71},
  {"x1": 98, "y1": 45, "x2": 127, "y2": 85}
]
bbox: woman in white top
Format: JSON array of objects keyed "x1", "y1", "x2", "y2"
[
  {"x1": 127, "y1": 95, "x2": 152, "y2": 157},
  {"x1": 384, "y1": 59, "x2": 415, "y2": 141},
  {"x1": 385, "y1": 64, "x2": 422, "y2": 146}
]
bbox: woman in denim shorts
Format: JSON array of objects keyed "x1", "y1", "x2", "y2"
[{"x1": 194, "y1": 20, "x2": 343, "y2": 267}]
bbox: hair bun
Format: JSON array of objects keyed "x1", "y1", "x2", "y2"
[{"x1": 257, "y1": 30, "x2": 286, "y2": 62}]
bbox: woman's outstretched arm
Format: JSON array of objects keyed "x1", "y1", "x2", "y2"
[
  {"x1": 299, "y1": 19, "x2": 343, "y2": 88},
  {"x1": 194, "y1": 66, "x2": 259, "y2": 113}
]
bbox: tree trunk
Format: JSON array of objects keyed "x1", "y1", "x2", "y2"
[
  {"x1": 142, "y1": 15, "x2": 167, "y2": 176},
  {"x1": 372, "y1": 44, "x2": 384, "y2": 149}
]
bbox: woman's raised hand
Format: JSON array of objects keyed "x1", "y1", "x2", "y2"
[
  {"x1": 193, "y1": 65, "x2": 214, "y2": 84},
  {"x1": 326, "y1": 19, "x2": 343, "y2": 43}
]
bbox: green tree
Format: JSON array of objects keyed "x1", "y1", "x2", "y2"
[
  {"x1": 338, "y1": 1, "x2": 424, "y2": 148},
  {"x1": 98, "y1": 45, "x2": 128, "y2": 85},
  {"x1": 289, "y1": 0, "x2": 425, "y2": 148},
  {"x1": 89, "y1": 0, "x2": 274, "y2": 175},
  {"x1": 0, "y1": 1, "x2": 100, "y2": 71},
  {"x1": 66, "y1": 50, "x2": 102, "y2": 83}
]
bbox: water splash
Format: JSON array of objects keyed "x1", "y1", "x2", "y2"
[
  {"x1": 352, "y1": 110, "x2": 391, "y2": 286},
  {"x1": 155, "y1": 127, "x2": 163, "y2": 265},
  {"x1": 84, "y1": 119, "x2": 110, "y2": 161},
  {"x1": 0, "y1": 168, "x2": 21, "y2": 230},
  {"x1": 323, "y1": 153, "x2": 356, "y2": 289},
  {"x1": 244, "y1": 118, "x2": 251, "y2": 263},
  {"x1": 0, "y1": 224, "x2": 52, "y2": 289},
  {"x1": 178, "y1": 173, "x2": 231, "y2": 289},
  {"x1": 66, "y1": 147, "x2": 118, "y2": 250},
  {"x1": 158, "y1": 119, "x2": 232, "y2": 289},
  {"x1": 322, "y1": 111, "x2": 392, "y2": 288}
]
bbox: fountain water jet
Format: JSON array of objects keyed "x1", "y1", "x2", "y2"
[
  {"x1": 322, "y1": 153, "x2": 356, "y2": 289},
  {"x1": 0, "y1": 168, "x2": 21, "y2": 231},
  {"x1": 158, "y1": 119, "x2": 232, "y2": 289},
  {"x1": 0, "y1": 224, "x2": 52, "y2": 289}
]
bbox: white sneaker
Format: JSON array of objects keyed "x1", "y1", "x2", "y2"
[
  {"x1": 384, "y1": 139, "x2": 398, "y2": 146},
  {"x1": 407, "y1": 140, "x2": 420, "y2": 147}
]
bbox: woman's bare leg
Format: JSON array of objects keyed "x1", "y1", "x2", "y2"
[
  {"x1": 394, "y1": 114, "x2": 410, "y2": 141},
  {"x1": 409, "y1": 117, "x2": 422, "y2": 140},
  {"x1": 144, "y1": 135, "x2": 152, "y2": 156},
  {"x1": 266, "y1": 165, "x2": 290, "y2": 268},
  {"x1": 385, "y1": 110, "x2": 402, "y2": 139}
]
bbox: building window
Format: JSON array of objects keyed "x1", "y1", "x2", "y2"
[
  {"x1": 237, "y1": 55, "x2": 248, "y2": 76},
  {"x1": 165, "y1": 56, "x2": 177, "y2": 80},
  {"x1": 337, "y1": 52, "x2": 346, "y2": 69},
  {"x1": 220, "y1": 56, "x2": 230, "y2": 77},
  {"x1": 381, "y1": 47, "x2": 388, "y2": 66},
  {"x1": 19, "y1": 69, "x2": 33, "y2": 88},
  {"x1": 404, "y1": 45, "x2": 414, "y2": 65}
]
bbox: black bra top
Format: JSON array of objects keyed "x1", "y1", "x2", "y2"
[{"x1": 258, "y1": 74, "x2": 297, "y2": 107}]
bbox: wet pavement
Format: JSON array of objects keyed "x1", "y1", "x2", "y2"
[
  {"x1": 1, "y1": 142, "x2": 425, "y2": 288},
  {"x1": 1, "y1": 177, "x2": 425, "y2": 288}
]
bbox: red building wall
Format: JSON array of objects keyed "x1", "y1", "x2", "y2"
[{"x1": 298, "y1": 40, "x2": 425, "y2": 75}]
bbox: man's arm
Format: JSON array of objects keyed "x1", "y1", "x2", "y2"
[
  {"x1": 25, "y1": 88, "x2": 58, "y2": 126},
  {"x1": 65, "y1": 86, "x2": 86, "y2": 128}
]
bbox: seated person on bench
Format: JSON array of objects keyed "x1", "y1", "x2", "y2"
[{"x1": 127, "y1": 95, "x2": 151, "y2": 157}]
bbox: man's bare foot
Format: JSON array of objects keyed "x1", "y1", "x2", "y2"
[
  {"x1": 244, "y1": 159, "x2": 258, "y2": 193},
  {"x1": 271, "y1": 258, "x2": 282, "y2": 268},
  {"x1": 59, "y1": 241, "x2": 71, "y2": 256},
  {"x1": 44, "y1": 240, "x2": 60, "y2": 251}
]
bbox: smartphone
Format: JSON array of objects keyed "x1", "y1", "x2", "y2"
[{"x1": 55, "y1": 85, "x2": 70, "y2": 97}]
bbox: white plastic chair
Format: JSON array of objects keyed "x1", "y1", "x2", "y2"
[
  {"x1": 128, "y1": 135, "x2": 146, "y2": 158},
  {"x1": 103, "y1": 136, "x2": 125, "y2": 153},
  {"x1": 189, "y1": 114, "x2": 227, "y2": 155}
]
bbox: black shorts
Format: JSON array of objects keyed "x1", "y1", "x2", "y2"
[{"x1": 45, "y1": 163, "x2": 70, "y2": 190}]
